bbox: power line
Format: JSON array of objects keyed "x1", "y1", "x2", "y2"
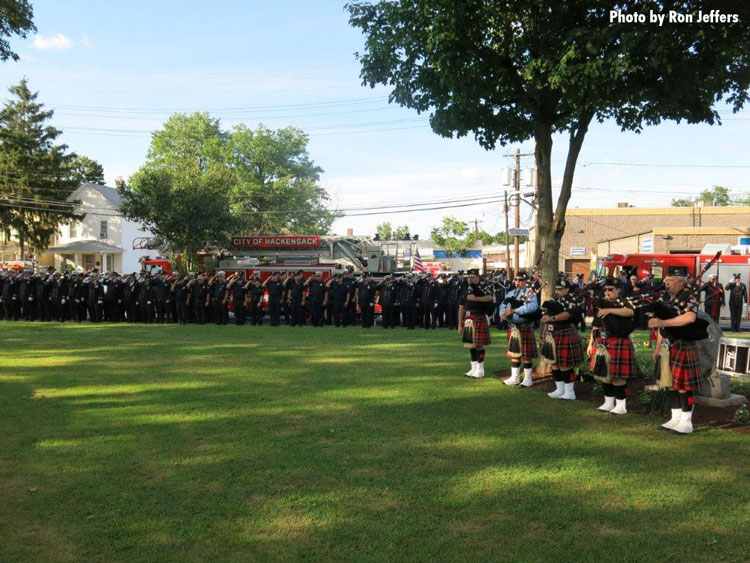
[
  {"x1": 576, "y1": 161, "x2": 750, "y2": 169},
  {"x1": 45, "y1": 95, "x2": 389, "y2": 113},
  {"x1": 23, "y1": 57, "x2": 356, "y2": 76}
]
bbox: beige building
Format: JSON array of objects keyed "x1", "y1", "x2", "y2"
[
  {"x1": 529, "y1": 205, "x2": 750, "y2": 275},
  {"x1": 597, "y1": 227, "x2": 750, "y2": 257}
]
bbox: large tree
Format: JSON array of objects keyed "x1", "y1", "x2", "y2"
[
  {"x1": 348, "y1": 1, "x2": 750, "y2": 293},
  {"x1": 0, "y1": 79, "x2": 81, "y2": 257},
  {"x1": 121, "y1": 114, "x2": 338, "y2": 263},
  {"x1": 0, "y1": 0, "x2": 35, "y2": 61},
  {"x1": 227, "y1": 124, "x2": 337, "y2": 235},
  {"x1": 120, "y1": 113, "x2": 235, "y2": 267}
]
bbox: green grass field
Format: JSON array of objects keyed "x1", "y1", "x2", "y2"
[{"x1": 1, "y1": 322, "x2": 749, "y2": 563}]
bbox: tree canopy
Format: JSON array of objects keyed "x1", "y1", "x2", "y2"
[
  {"x1": 227, "y1": 124, "x2": 337, "y2": 235},
  {"x1": 375, "y1": 221, "x2": 411, "y2": 240},
  {"x1": 0, "y1": 0, "x2": 35, "y2": 62},
  {"x1": 71, "y1": 154, "x2": 105, "y2": 185},
  {"x1": 120, "y1": 113, "x2": 236, "y2": 265},
  {"x1": 430, "y1": 215, "x2": 470, "y2": 257},
  {"x1": 0, "y1": 79, "x2": 81, "y2": 256},
  {"x1": 348, "y1": 1, "x2": 750, "y2": 291},
  {"x1": 121, "y1": 113, "x2": 337, "y2": 263},
  {"x1": 672, "y1": 185, "x2": 732, "y2": 207}
]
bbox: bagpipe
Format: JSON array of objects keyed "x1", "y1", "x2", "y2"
[
  {"x1": 539, "y1": 291, "x2": 582, "y2": 364},
  {"x1": 628, "y1": 251, "x2": 721, "y2": 341},
  {"x1": 590, "y1": 296, "x2": 635, "y2": 338}
]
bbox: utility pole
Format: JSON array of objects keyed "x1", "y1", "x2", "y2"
[
  {"x1": 474, "y1": 218, "x2": 479, "y2": 234},
  {"x1": 514, "y1": 148, "x2": 521, "y2": 274},
  {"x1": 505, "y1": 147, "x2": 534, "y2": 272},
  {"x1": 504, "y1": 191, "x2": 511, "y2": 276}
]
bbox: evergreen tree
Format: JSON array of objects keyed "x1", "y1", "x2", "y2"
[{"x1": 0, "y1": 79, "x2": 81, "y2": 257}]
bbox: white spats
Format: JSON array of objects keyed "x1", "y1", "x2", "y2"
[
  {"x1": 609, "y1": 398, "x2": 627, "y2": 415},
  {"x1": 672, "y1": 409, "x2": 694, "y2": 434},
  {"x1": 503, "y1": 366, "x2": 521, "y2": 386},
  {"x1": 661, "y1": 409, "x2": 682, "y2": 431},
  {"x1": 598, "y1": 396, "x2": 615, "y2": 412},
  {"x1": 559, "y1": 382, "x2": 576, "y2": 400},
  {"x1": 547, "y1": 381, "x2": 564, "y2": 398},
  {"x1": 520, "y1": 368, "x2": 533, "y2": 387}
]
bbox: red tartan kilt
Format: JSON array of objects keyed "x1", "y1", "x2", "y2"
[
  {"x1": 669, "y1": 340, "x2": 703, "y2": 391},
  {"x1": 589, "y1": 334, "x2": 636, "y2": 379},
  {"x1": 467, "y1": 311, "x2": 491, "y2": 348},
  {"x1": 505, "y1": 325, "x2": 537, "y2": 362},
  {"x1": 552, "y1": 326, "x2": 583, "y2": 369}
]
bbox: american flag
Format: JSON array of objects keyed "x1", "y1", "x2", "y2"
[{"x1": 413, "y1": 247, "x2": 425, "y2": 272}]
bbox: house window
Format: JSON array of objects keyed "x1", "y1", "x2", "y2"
[
  {"x1": 70, "y1": 222, "x2": 78, "y2": 238},
  {"x1": 99, "y1": 221, "x2": 108, "y2": 239}
]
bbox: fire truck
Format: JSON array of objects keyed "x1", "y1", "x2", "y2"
[
  {"x1": 597, "y1": 247, "x2": 750, "y2": 319},
  {"x1": 137, "y1": 235, "x2": 397, "y2": 280}
]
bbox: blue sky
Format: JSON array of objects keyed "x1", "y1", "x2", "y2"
[{"x1": 1, "y1": 0, "x2": 749, "y2": 240}]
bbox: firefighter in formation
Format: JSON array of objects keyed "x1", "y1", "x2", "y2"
[{"x1": 0, "y1": 267, "x2": 504, "y2": 328}]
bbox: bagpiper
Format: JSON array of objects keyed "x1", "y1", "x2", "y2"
[
  {"x1": 588, "y1": 278, "x2": 636, "y2": 414},
  {"x1": 499, "y1": 272, "x2": 540, "y2": 387}
]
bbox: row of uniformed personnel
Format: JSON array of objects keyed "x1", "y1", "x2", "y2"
[{"x1": 0, "y1": 267, "x2": 512, "y2": 329}]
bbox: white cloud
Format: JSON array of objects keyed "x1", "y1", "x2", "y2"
[
  {"x1": 32, "y1": 33, "x2": 74, "y2": 51},
  {"x1": 81, "y1": 34, "x2": 95, "y2": 49}
]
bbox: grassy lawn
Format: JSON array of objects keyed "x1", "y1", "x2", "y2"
[{"x1": 1, "y1": 323, "x2": 749, "y2": 563}]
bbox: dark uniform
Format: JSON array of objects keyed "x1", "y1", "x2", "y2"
[
  {"x1": 87, "y1": 277, "x2": 104, "y2": 322},
  {"x1": 344, "y1": 274, "x2": 358, "y2": 325},
  {"x1": 229, "y1": 275, "x2": 247, "y2": 325},
  {"x1": 421, "y1": 275, "x2": 437, "y2": 329},
  {"x1": 189, "y1": 278, "x2": 208, "y2": 324},
  {"x1": 173, "y1": 278, "x2": 189, "y2": 325},
  {"x1": 434, "y1": 276, "x2": 448, "y2": 328},
  {"x1": 102, "y1": 275, "x2": 123, "y2": 322},
  {"x1": 399, "y1": 275, "x2": 418, "y2": 329},
  {"x1": 377, "y1": 277, "x2": 397, "y2": 329},
  {"x1": 153, "y1": 275, "x2": 171, "y2": 323},
  {"x1": 246, "y1": 278, "x2": 264, "y2": 325},
  {"x1": 356, "y1": 275, "x2": 376, "y2": 328},
  {"x1": 1, "y1": 273, "x2": 17, "y2": 319},
  {"x1": 445, "y1": 275, "x2": 461, "y2": 330},
  {"x1": 306, "y1": 276, "x2": 327, "y2": 327},
  {"x1": 726, "y1": 275, "x2": 747, "y2": 332},
  {"x1": 49, "y1": 274, "x2": 68, "y2": 321},
  {"x1": 210, "y1": 276, "x2": 229, "y2": 325},
  {"x1": 137, "y1": 275, "x2": 154, "y2": 323},
  {"x1": 286, "y1": 275, "x2": 306, "y2": 326},
  {"x1": 265, "y1": 276, "x2": 284, "y2": 326},
  {"x1": 327, "y1": 277, "x2": 349, "y2": 327}
]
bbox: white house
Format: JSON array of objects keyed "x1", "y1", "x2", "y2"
[{"x1": 42, "y1": 182, "x2": 157, "y2": 273}]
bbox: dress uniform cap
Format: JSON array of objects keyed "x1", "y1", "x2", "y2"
[
  {"x1": 314, "y1": 271, "x2": 322, "y2": 276},
  {"x1": 467, "y1": 268, "x2": 480, "y2": 276},
  {"x1": 556, "y1": 278, "x2": 571, "y2": 289}
]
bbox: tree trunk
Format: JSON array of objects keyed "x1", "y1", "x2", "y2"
[
  {"x1": 18, "y1": 232, "x2": 25, "y2": 260},
  {"x1": 533, "y1": 113, "x2": 593, "y2": 300},
  {"x1": 533, "y1": 122, "x2": 555, "y2": 301}
]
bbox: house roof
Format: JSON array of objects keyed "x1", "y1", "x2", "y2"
[
  {"x1": 46, "y1": 240, "x2": 124, "y2": 253},
  {"x1": 71, "y1": 182, "x2": 122, "y2": 208}
]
